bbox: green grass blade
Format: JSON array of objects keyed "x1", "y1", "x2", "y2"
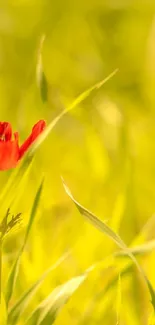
[
  {"x1": 62, "y1": 180, "x2": 155, "y2": 311},
  {"x1": 8, "y1": 252, "x2": 69, "y2": 325},
  {"x1": 5, "y1": 178, "x2": 44, "y2": 307},
  {"x1": 29, "y1": 69, "x2": 118, "y2": 155},
  {"x1": 26, "y1": 274, "x2": 86, "y2": 325},
  {"x1": 22, "y1": 179, "x2": 44, "y2": 247},
  {"x1": 36, "y1": 35, "x2": 48, "y2": 103}
]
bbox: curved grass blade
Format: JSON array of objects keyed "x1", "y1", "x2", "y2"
[
  {"x1": 62, "y1": 180, "x2": 155, "y2": 310},
  {"x1": 5, "y1": 178, "x2": 44, "y2": 306},
  {"x1": 26, "y1": 274, "x2": 86, "y2": 325},
  {"x1": 8, "y1": 252, "x2": 69, "y2": 325},
  {"x1": 29, "y1": 69, "x2": 118, "y2": 156}
]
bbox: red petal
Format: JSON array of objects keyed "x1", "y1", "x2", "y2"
[
  {"x1": 0, "y1": 122, "x2": 12, "y2": 141},
  {"x1": 0, "y1": 135, "x2": 19, "y2": 170},
  {"x1": 19, "y1": 120, "x2": 46, "y2": 159}
]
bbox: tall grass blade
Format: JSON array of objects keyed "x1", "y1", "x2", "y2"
[
  {"x1": 36, "y1": 35, "x2": 48, "y2": 102},
  {"x1": 5, "y1": 178, "x2": 44, "y2": 306}
]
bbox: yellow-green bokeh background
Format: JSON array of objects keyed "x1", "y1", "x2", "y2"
[{"x1": 1, "y1": 0, "x2": 155, "y2": 324}]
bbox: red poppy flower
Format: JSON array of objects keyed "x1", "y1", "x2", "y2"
[{"x1": 0, "y1": 120, "x2": 46, "y2": 170}]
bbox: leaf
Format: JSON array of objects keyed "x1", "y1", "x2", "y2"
[
  {"x1": 62, "y1": 180, "x2": 155, "y2": 311},
  {"x1": 5, "y1": 178, "x2": 44, "y2": 306},
  {"x1": 39, "y1": 71, "x2": 48, "y2": 103},
  {"x1": 8, "y1": 252, "x2": 69, "y2": 325},
  {"x1": 26, "y1": 274, "x2": 86, "y2": 325},
  {"x1": 0, "y1": 295, "x2": 7, "y2": 325},
  {"x1": 29, "y1": 69, "x2": 118, "y2": 156},
  {"x1": 36, "y1": 35, "x2": 48, "y2": 102}
]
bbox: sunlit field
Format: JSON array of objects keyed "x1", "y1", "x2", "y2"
[{"x1": 1, "y1": 1, "x2": 155, "y2": 324}]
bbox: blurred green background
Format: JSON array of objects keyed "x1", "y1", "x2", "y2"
[{"x1": 1, "y1": 0, "x2": 155, "y2": 324}]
